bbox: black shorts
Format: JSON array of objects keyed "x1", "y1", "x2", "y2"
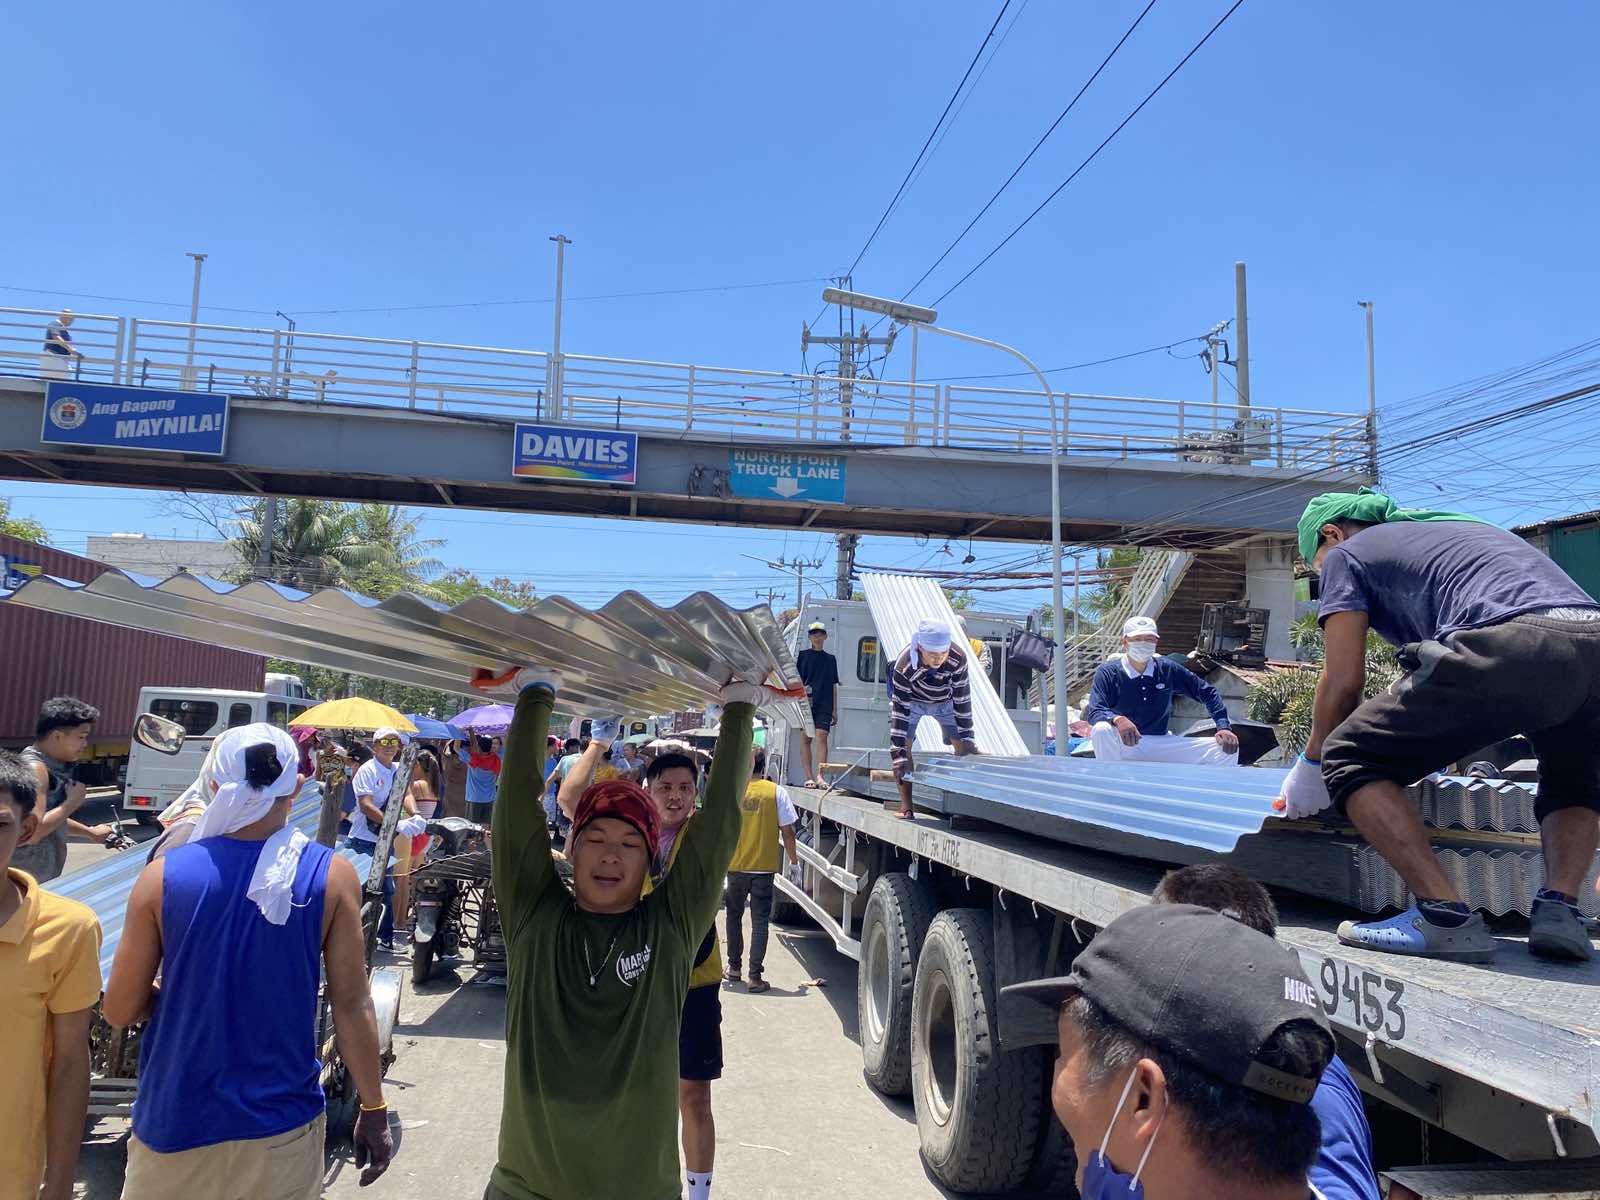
[
  {"x1": 679, "y1": 982, "x2": 723, "y2": 1081},
  {"x1": 810, "y1": 706, "x2": 834, "y2": 732},
  {"x1": 1322, "y1": 613, "x2": 1600, "y2": 822}
]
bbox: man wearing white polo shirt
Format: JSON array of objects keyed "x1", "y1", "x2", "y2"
[{"x1": 1085, "y1": 617, "x2": 1240, "y2": 766}]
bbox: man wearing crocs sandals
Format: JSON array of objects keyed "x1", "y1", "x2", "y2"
[
  {"x1": 475, "y1": 666, "x2": 801, "y2": 1200},
  {"x1": 1277, "y1": 487, "x2": 1600, "y2": 963}
]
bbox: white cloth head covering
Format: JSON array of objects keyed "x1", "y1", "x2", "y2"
[
  {"x1": 186, "y1": 723, "x2": 308, "y2": 925},
  {"x1": 911, "y1": 618, "x2": 953, "y2": 658},
  {"x1": 1122, "y1": 616, "x2": 1159, "y2": 639}
]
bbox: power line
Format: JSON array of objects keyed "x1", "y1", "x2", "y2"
[
  {"x1": 841, "y1": 1, "x2": 1014, "y2": 282},
  {"x1": 926, "y1": 0, "x2": 1247, "y2": 308},
  {"x1": 0, "y1": 275, "x2": 830, "y2": 323},
  {"x1": 897, "y1": 0, "x2": 1160, "y2": 303},
  {"x1": 915, "y1": 329, "x2": 1214, "y2": 381}
]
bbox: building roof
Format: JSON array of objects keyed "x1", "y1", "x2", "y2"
[
  {"x1": 1206, "y1": 658, "x2": 1315, "y2": 687},
  {"x1": 1510, "y1": 509, "x2": 1600, "y2": 536}
]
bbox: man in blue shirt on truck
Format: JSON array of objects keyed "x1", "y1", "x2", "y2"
[{"x1": 1085, "y1": 617, "x2": 1239, "y2": 766}]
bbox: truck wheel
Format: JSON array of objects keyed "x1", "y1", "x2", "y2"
[
  {"x1": 1025, "y1": 1057, "x2": 1081, "y2": 1197},
  {"x1": 911, "y1": 908, "x2": 1043, "y2": 1193},
  {"x1": 859, "y1": 873, "x2": 935, "y2": 1096},
  {"x1": 134, "y1": 811, "x2": 160, "y2": 827}
]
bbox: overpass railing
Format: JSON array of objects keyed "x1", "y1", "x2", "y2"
[{"x1": 0, "y1": 305, "x2": 1371, "y2": 469}]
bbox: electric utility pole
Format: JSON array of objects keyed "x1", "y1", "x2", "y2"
[
  {"x1": 741, "y1": 552, "x2": 825, "y2": 645},
  {"x1": 801, "y1": 276, "x2": 892, "y2": 607}
]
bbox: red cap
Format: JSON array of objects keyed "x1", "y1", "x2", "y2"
[{"x1": 571, "y1": 778, "x2": 660, "y2": 850}]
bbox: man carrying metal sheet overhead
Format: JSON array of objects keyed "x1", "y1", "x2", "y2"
[
  {"x1": 889, "y1": 619, "x2": 978, "y2": 819},
  {"x1": 474, "y1": 665, "x2": 804, "y2": 1200},
  {"x1": 1084, "y1": 618, "x2": 1240, "y2": 767},
  {"x1": 1279, "y1": 487, "x2": 1600, "y2": 963}
]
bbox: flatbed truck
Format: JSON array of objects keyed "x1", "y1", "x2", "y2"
[{"x1": 776, "y1": 780, "x2": 1600, "y2": 1196}]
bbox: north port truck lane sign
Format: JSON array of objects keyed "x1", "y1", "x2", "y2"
[{"x1": 727, "y1": 449, "x2": 846, "y2": 502}]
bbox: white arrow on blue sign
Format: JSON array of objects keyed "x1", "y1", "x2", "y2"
[{"x1": 726, "y1": 449, "x2": 846, "y2": 503}]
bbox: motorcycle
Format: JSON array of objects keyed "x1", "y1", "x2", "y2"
[{"x1": 410, "y1": 816, "x2": 498, "y2": 985}]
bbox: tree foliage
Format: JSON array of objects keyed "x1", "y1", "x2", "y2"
[
  {"x1": 0, "y1": 499, "x2": 49, "y2": 545},
  {"x1": 1247, "y1": 615, "x2": 1400, "y2": 755}
]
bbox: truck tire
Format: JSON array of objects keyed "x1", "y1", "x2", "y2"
[
  {"x1": 858, "y1": 873, "x2": 936, "y2": 1096},
  {"x1": 770, "y1": 869, "x2": 807, "y2": 926},
  {"x1": 1025, "y1": 1060, "x2": 1080, "y2": 1197},
  {"x1": 911, "y1": 908, "x2": 1043, "y2": 1194}
]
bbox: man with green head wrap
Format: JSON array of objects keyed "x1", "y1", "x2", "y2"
[{"x1": 1277, "y1": 487, "x2": 1600, "y2": 963}]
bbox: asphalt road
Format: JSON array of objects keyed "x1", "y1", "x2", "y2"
[
  {"x1": 61, "y1": 792, "x2": 161, "y2": 876},
  {"x1": 73, "y1": 908, "x2": 958, "y2": 1199}
]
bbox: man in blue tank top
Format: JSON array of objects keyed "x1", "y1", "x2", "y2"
[{"x1": 105, "y1": 724, "x2": 396, "y2": 1197}]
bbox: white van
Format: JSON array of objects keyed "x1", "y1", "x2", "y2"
[{"x1": 122, "y1": 686, "x2": 317, "y2": 821}]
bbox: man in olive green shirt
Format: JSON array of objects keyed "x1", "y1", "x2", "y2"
[{"x1": 483, "y1": 670, "x2": 793, "y2": 1200}]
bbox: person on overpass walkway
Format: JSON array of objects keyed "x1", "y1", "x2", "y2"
[
  {"x1": 723, "y1": 744, "x2": 800, "y2": 992},
  {"x1": 105, "y1": 724, "x2": 393, "y2": 1196},
  {"x1": 478, "y1": 666, "x2": 801, "y2": 1200},
  {"x1": 1084, "y1": 617, "x2": 1240, "y2": 766},
  {"x1": 889, "y1": 619, "x2": 978, "y2": 819},
  {"x1": 1278, "y1": 487, "x2": 1600, "y2": 962}
]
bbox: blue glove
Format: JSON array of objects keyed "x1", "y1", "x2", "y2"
[{"x1": 590, "y1": 716, "x2": 622, "y2": 746}]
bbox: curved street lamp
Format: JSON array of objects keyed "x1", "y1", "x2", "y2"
[{"x1": 821, "y1": 288, "x2": 1067, "y2": 742}]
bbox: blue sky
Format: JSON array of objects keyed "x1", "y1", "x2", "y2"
[{"x1": 4, "y1": 2, "x2": 1598, "y2": 614}]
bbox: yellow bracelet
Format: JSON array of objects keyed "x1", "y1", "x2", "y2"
[{"x1": 359, "y1": 1101, "x2": 388, "y2": 1113}]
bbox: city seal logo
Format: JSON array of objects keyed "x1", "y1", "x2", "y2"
[{"x1": 50, "y1": 396, "x2": 88, "y2": 430}]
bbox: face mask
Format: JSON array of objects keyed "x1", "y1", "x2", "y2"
[
  {"x1": 1080, "y1": 1068, "x2": 1163, "y2": 1200},
  {"x1": 1126, "y1": 642, "x2": 1157, "y2": 664}
]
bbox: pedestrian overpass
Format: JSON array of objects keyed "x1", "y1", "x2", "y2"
[{"x1": 0, "y1": 305, "x2": 1371, "y2": 547}]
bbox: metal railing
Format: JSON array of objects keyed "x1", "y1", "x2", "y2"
[
  {"x1": 1053, "y1": 550, "x2": 1196, "y2": 700},
  {"x1": 0, "y1": 304, "x2": 1372, "y2": 468}
]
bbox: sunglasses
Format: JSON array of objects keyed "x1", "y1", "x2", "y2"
[{"x1": 375, "y1": 738, "x2": 401, "y2": 748}]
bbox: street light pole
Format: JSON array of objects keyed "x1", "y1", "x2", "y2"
[
  {"x1": 183, "y1": 252, "x2": 207, "y2": 390},
  {"x1": 1358, "y1": 300, "x2": 1376, "y2": 479},
  {"x1": 819, "y1": 288, "x2": 1067, "y2": 741},
  {"x1": 549, "y1": 235, "x2": 571, "y2": 419}
]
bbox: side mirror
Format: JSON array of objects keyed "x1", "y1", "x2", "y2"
[{"x1": 134, "y1": 712, "x2": 186, "y2": 755}]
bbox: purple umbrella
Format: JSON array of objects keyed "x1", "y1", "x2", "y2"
[{"x1": 447, "y1": 703, "x2": 515, "y2": 735}]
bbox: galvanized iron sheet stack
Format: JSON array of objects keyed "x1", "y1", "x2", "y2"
[{"x1": 847, "y1": 757, "x2": 1597, "y2": 919}]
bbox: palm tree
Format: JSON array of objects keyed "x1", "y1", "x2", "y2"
[
  {"x1": 231, "y1": 499, "x2": 388, "y2": 591},
  {"x1": 346, "y1": 504, "x2": 446, "y2": 600}
]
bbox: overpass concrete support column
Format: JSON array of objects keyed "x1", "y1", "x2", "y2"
[{"x1": 1245, "y1": 537, "x2": 1297, "y2": 660}]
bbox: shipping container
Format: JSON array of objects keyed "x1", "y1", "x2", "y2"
[{"x1": 0, "y1": 533, "x2": 265, "y2": 784}]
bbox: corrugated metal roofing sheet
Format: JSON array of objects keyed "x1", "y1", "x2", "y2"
[
  {"x1": 0, "y1": 534, "x2": 264, "y2": 744},
  {"x1": 912, "y1": 754, "x2": 1282, "y2": 853},
  {"x1": 0, "y1": 569, "x2": 811, "y2": 730},
  {"x1": 49, "y1": 787, "x2": 323, "y2": 986},
  {"x1": 860, "y1": 571, "x2": 1029, "y2": 756}
]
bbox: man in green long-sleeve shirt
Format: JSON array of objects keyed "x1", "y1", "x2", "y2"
[{"x1": 480, "y1": 669, "x2": 792, "y2": 1200}]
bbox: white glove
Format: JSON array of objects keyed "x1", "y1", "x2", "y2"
[
  {"x1": 718, "y1": 679, "x2": 807, "y2": 708},
  {"x1": 590, "y1": 716, "x2": 622, "y2": 745},
  {"x1": 397, "y1": 815, "x2": 429, "y2": 837},
  {"x1": 1273, "y1": 755, "x2": 1333, "y2": 819},
  {"x1": 473, "y1": 666, "x2": 562, "y2": 696}
]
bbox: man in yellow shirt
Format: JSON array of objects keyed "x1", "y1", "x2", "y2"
[
  {"x1": 724, "y1": 746, "x2": 799, "y2": 993},
  {"x1": 0, "y1": 750, "x2": 102, "y2": 1200}
]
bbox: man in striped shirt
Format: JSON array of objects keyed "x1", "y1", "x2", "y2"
[{"x1": 889, "y1": 619, "x2": 977, "y2": 818}]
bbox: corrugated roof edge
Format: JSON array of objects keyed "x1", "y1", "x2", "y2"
[{"x1": 0, "y1": 568, "x2": 812, "y2": 732}]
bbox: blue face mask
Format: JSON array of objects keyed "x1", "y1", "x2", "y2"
[{"x1": 1080, "y1": 1068, "x2": 1163, "y2": 1200}]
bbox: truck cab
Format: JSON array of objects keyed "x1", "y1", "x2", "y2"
[
  {"x1": 121, "y1": 686, "x2": 316, "y2": 820},
  {"x1": 770, "y1": 598, "x2": 1044, "y2": 784}
]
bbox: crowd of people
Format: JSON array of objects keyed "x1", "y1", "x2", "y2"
[{"x1": 6, "y1": 484, "x2": 1600, "y2": 1197}]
